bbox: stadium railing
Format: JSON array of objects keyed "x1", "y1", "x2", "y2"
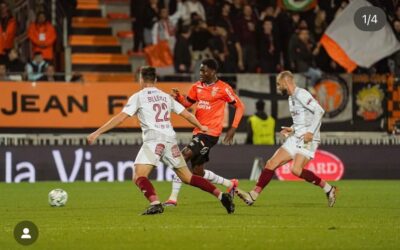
[{"x1": 1, "y1": 132, "x2": 399, "y2": 146}]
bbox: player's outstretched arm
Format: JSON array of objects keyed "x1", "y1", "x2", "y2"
[
  {"x1": 87, "y1": 112, "x2": 129, "y2": 144},
  {"x1": 223, "y1": 96, "x2": 245, "y2": 145},
  {"x1": 179, "y1": 109, "x2": 208, "y2": 133},
  {"x1": 171, "y1": 88, "x2": 195, "y2": 108}
]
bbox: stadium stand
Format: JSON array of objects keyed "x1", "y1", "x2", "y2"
[{"x1": 1, "y1": 0, "x2": 400, "y2": 135}]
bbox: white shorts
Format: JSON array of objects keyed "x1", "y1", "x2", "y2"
[
  {"x1": 282, "y1": 135, "x2": 319, "y2": 159},
  {"x1": 134, "y1": 141, "x2": 186, "y2": 169}
]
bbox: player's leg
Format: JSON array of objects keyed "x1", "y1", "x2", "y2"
[
  {"x1": 164, "y1": 143, "x2": 234, "y2": 213},
  {"x1": 164, "y1": 146, "x2": 193, "y2": 206},
  {"x1": 133, "y1": 164, "x2": 164, "y2": 215},
  {"x1": 181, "y1": 146, "x2": 194, "y2": 161},
  {"x1": 191, "y1": 135, "x2": 238, "y2": 192},
  {"x1": 236, "y1": 147, "x2": 292, "y2": 205},
  {"x1": 134, "y1": 142, "x2": 165, "y2": 215},
  {"x1": 165, "y1": 134, "x2": 233, "y2": 204},
  {"x1": 164, "y1": 174, "x2": 182, "y2": 207},
  {"x1": 195, "y1": 164, "x2": 238, "y2": 193},
  {"x1": 174, "y1": 166, "x2": 218, "y2": 197},
  {"x1": 173, "y1": 165, "x2": 235, "y2": 214},
  {"x1": 133, "y1": 164, "x2": 157, "y2": 203},
  {"x1": 291, "y1": 152, "x2": 337, "y2": 207}
]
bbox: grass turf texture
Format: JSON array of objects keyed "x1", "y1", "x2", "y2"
[{"x1": 1, "y1": 180, "x2": 399, "y2": 250}]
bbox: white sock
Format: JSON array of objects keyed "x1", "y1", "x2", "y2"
[
  {"x1": 203, "y1": 170, "x2": 232, "y2": 188},
  {"x1": 150, "y1": 201, "x2": 160, "y2": 205},
  {"x1": 168, "y1": 175, "x2": 182, "y2": 201},
  {"x1": 323, "y1": 183, "x2": 332, "y2": 193},
  {"x1": 218, "y1": 192, "x2": 223, "y2": 200},
  {"x1": 249, "y1": 190, "x2": 259, "y2": 200}
]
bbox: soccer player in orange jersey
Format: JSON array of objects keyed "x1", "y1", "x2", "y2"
[{"x1": 164, "y1": 59, "x2": 245, "y2": 206}]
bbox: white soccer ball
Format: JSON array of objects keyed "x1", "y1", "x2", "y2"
[{"x1": 48, "y1": 189, "x2": 68, "y2": 207}]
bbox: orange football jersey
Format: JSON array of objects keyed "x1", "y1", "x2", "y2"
[{"x1": 187, "y1": 80, "x2": 238, "y2": 136}]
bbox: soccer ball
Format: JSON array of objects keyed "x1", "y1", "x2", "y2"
[{"x1": 48, "y1": 189, "x2": 68, "y2": 207}]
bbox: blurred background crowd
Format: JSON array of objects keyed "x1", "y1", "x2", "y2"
[{"x1": 0, "y1": 0, "x2": 400, "y2": 81}]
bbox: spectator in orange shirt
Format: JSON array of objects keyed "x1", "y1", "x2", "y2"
[
  {"x1": 27, "y1": 11, "x2": 57, "y2": 61},
  {"x1": 0, "y1": 2, "x2": 16, "y2": 58}
]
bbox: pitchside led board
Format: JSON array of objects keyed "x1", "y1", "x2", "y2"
[
  {"x1": 0, "y1": 82, "x2": 195, "y2": 128},
  {"x1": 275, "y1": 150, "x2": 344, "y2": 181}
]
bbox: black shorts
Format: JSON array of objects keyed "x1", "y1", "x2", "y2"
[{"x1": 186, "y1": 133, "x2": 219, "y2": 167}]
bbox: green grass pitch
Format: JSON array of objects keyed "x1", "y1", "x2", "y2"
[{"x1": 1, "y1": 180, "x2": 399, "y2": 249}]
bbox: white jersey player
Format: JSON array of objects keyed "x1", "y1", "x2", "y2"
[
  {"x1": 236, "y1": 71, "x2": 337, "y2": 207},
  {"x1": 122, "y1": 86, "x2": 187, "y2": 169},
  {"x1": 283, "y1": 86, "x2": 323, "y2": 159},
  {"x1": 87, "y1": 66, "x2": 235, "y2": 215}
]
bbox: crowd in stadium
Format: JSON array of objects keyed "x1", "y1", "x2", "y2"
[
  {"x1": 131, "y1": 0, "x2": 400, "y2": 75},
  {"x1": 0, "y1": 1, "x2": 60, "y2": 81},
  {"x1": 0, "y1": 0, "x2": 399, "y2": 80}
]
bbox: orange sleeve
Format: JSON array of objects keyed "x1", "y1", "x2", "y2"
[
  {"x1": 27, "y1": 23, "x2": 41, "y2": 46},
  {"x1": 42, "y1": 23, "x2": 57, "y2": 46},
  {"x1": 222, "y1": 86, "x2": 237, "y2": 103},
  {"x1": 231, "y1": 95, "x2": 245, "y2": 128},
  {"x1": 173, "y1": 84, "x2": 197, "y2": 108},
  {"x1": 4, "y1": 18, "x2": 16, "y2": 49},
  {"x1": 222, "y1": 86, "x2": 245, "y2": 128}
]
